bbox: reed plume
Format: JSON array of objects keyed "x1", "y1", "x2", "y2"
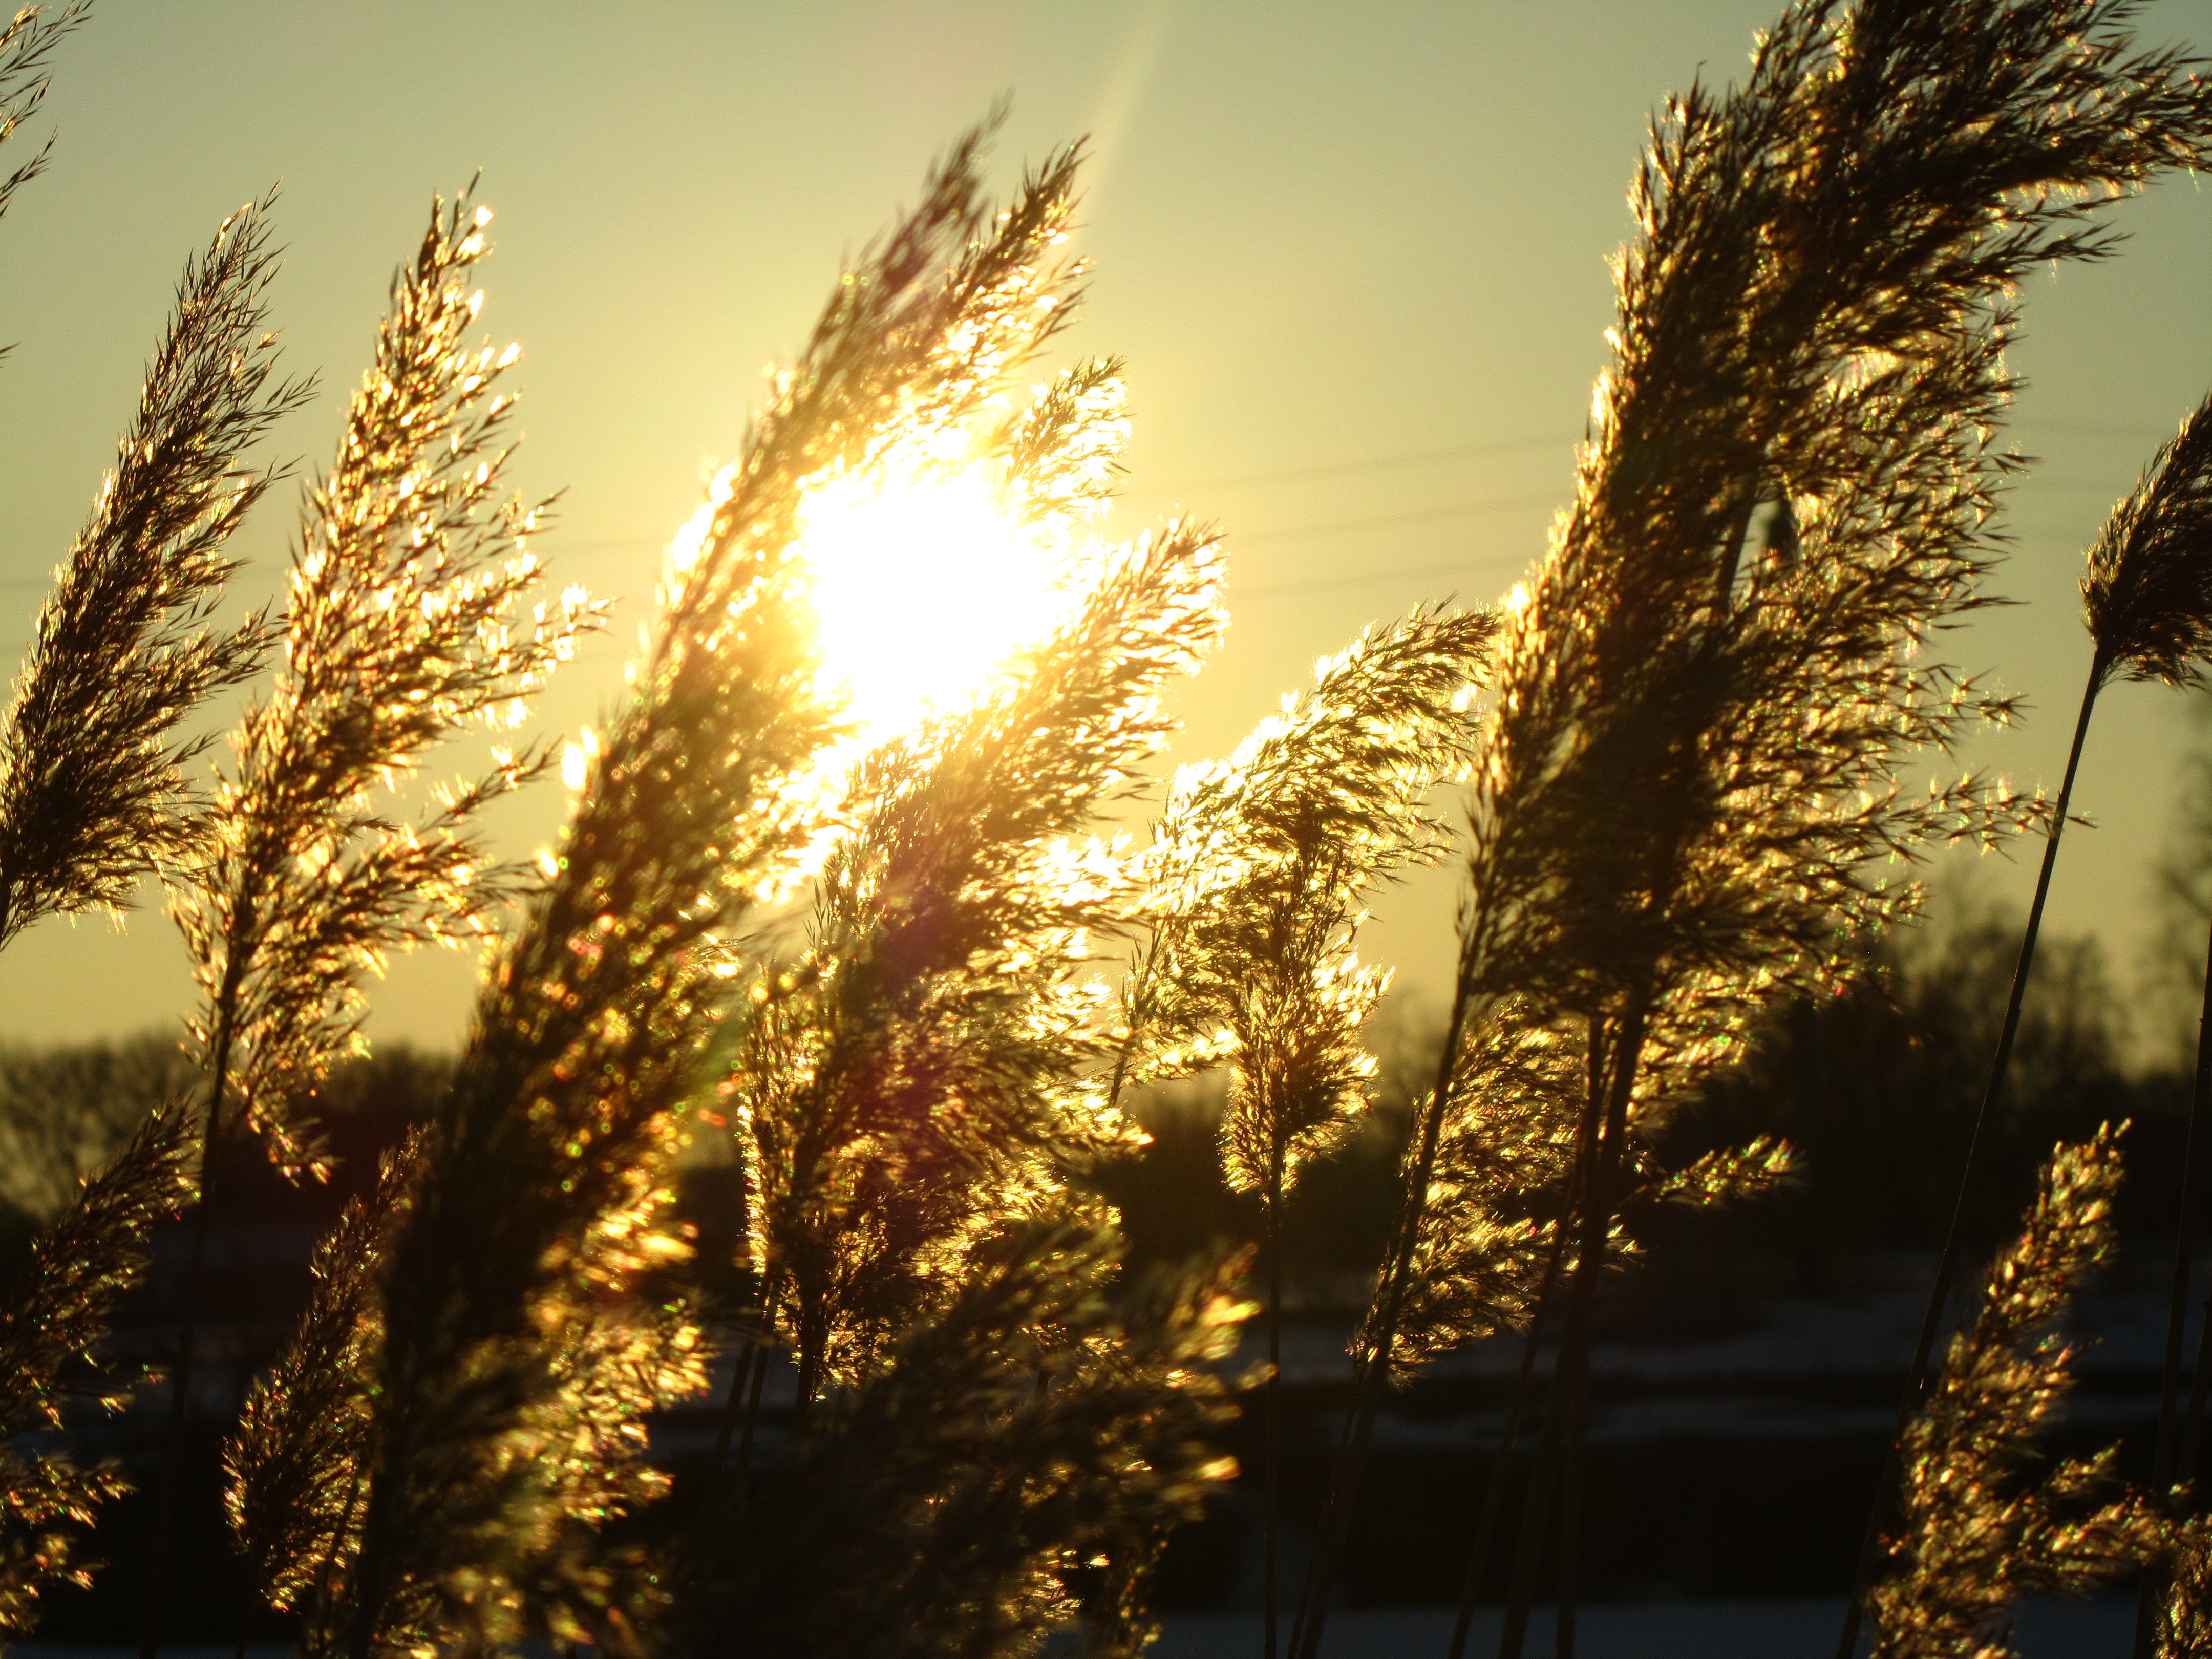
[
  {"x1": 142, "y1": 188, "x2": 597, "y2": 1653},
  {"x1": 0, "y1": 195, "x2": 304, "y2": 947},
  {"x1": 1283, "y1": 3, "x2": 2212, "y2": 1653},
  {"x1": 0, "y1": 3, "x2": 84, "y2": 241},
  {"x1": 2083, "y1": 392, "x2": 2212, "y2": 692},
  {"x1": 1111, "y1": 606, "x2": 1488, "y2": 1655},
  {"x1": 172, "y1": 189, "x2": 593, "y2": 1183},
  {"x1": 2094, "y1": 389, "x2": 2212, "y2": 1654},
  {"x1": 737, "y1": 510, "x2": 1224, "y2": 1416},
  {"x1": 327, "y1": 126, "x2": 1103, "y2": 1653},
  {"x1": 2162, "y1": 1522, "x2": 2212, "y2": 1658},
  {"x1": 224, "y1": 1140, "x2": 411, "y2": 1622},
  {"x1": 1869, "y1": 1124, "x2": 2165, "y2": 1659},
  {"x1": 1400, "y1": 987, "x2": 1791, "y2": 1382},
  {"x1": 0, "y1": 1105, "x2": 195, "y2": 1628},
  {"x1": 676, "y1": 1223, "x2": 1248, "y2": 1659}
]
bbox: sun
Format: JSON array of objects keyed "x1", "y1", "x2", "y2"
[{"x1": 795, "y1": 459, "x2": 1070, "y2": 737}]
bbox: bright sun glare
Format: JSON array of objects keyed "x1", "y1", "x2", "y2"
[{"x1": 795, "y1": 462, "x2": 1068, "y2": 737}]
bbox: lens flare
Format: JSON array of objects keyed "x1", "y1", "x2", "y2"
[{"x1": 798, "y1": 461, "x2": 1067, "y2": 736}]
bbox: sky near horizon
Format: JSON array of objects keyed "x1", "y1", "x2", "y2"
[{"x1": 1, "y1": 1, "x2": 2208, "y2": 1055}]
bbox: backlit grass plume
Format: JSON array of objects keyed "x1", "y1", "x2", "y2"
[
  {"x1": 0, "y1": 3, "x2": 83, "y2": 237},
  {"x1": 325, "y1": 128, "x2": 1101, "y2": 1654},
  {"x1": 2162, "y1": 1522, "x2": 2212, "y2": 1658},
  {"x1": 1289, "y1": 4, "x2": 2212, "y2": 1654},
  {"x1": 1116, "y1": 605, "x2": 1488, "y2": 1655},
  {"x1": 1869, "y1": 1125, "x2": 2165, "y2": 1659},
  {"x1": 2083, "y1": 391, "x2": 2212, "y2": 691},
  {"x1": 1419, "y1": 996, "x2": 1794, "y2": 1659},
  {"x1": 142, "y1": 187, "x2": 599, "y2": 1648},
  {"x1": 1393, "y1": 1004, "x2": 1587, "y2": 1378},
  {"x1": 676, "y1": 1223, "x2": 1248, "y2": 1659},
  {"x1": 735, "y1": 510, "x2": 1224, "y2": 1420},
  {"x1": 2096, "y1": 389, "x2": 2212, "y2": 1650},
  {"x1": 1400, "y1": 975, "x2": 1791, "y2": 1384},
  {"x1": 1129, "y1": 606, "x2": 1494, "y2": 1157},
  {"x1": 0, "y1": 1105, "x2": 194, "y2": 1629},
  {"x1": 172, "y1": 189, "x2": 594, "y2": 1183},
  {"x1": 224, "y1": 1139, "x2": 411, "y2": 1624},
  {"x1": 0, "y1": 195, "x2": 304, "y2": 946}
]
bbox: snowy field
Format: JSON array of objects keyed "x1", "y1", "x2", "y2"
[
  {"x1": 1148, "y1": 1598, "x2": 2132, "y2": 1657},
  {"x1": 6, "y1": 1599, "x2": 2140, "y2": 1657}
]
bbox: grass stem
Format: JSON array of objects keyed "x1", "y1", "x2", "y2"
[
  {"x1": 1834, "y1": 661, "x2": 2104, "y2": 1659},
  {"x1": 2132, "y1": 907, "x2": 2212, "y2": 1655}
]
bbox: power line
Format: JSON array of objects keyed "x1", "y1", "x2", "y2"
[
  {"x1": 1116, "y1": 431, "x2": 1572, "y2": 498},
  {"x1": 1228, "y1": 489, "x2": 1560, "y2": 547},
  {"x1": 1238, "y1": 551, "x2": 1525, "y2": 603},
  {"x1": 0, "y1": 414, "x2": 2156, "y2": 600},
  {"x1": 2030, "y1": 417, "x2": 2168, "y2": 437}
]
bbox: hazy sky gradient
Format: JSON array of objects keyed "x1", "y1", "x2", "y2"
[{"x1": 2, "y1": 1, "x2": 2208, "y2": 1052}]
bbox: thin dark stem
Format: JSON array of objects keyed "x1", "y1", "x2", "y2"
[
  {"x1": 793, "y1": 1326, "x2": 819, "y2": 1437},
  {"x1": 2183, "y1": 1295, "x2": 2212, "y2": 1493},
  {"x1": 141, "y1": 906, "x2": 253, "y2": 1659},
  {"x1": 1284, "y1": 1335, "x2": 1363, "y2": 1659},
  {"x1": 1552, "y1": 1307, "x2": 1594, "y2": 1659},
  {"x1": 1549, "y1": 1028, "x2": 1610, "y2": 1659},
  {"x1": 705, "y1": 1261, "x2": 782, "y2": 1508},
  {"x1": 1712, "y1": 493, "x2": 1760, "y2": 616},
  {"x1": 1265, "y1": 1154, "x2": 1285, "y2": 1659},
  {"x1": 1444, "y1": 1223, "x2": 1571, "y2": 1659},
  {"x1": 1286, "y1": 974, "x2": 1479, "y2": 1659},
  {"x1": 302, "y1": 1448, "x2": 368, "y2": 1639},
  {"x1": 2134, "y1": 912, "x2": 2212, "y2": 1656},
  {"x1": 704, "y1": 1335, "x2": 761, "y2": 1509},
  {"x1": 1495, "y1": 1385, "x2": 1566, "y2": 1659},
  {"x1": 1834, "y1": 662, "x2": 2103, "y2": 1659},
  {"x1": 233, "y1": 1574, "x2": 256, "y2": 1659},
  {"x1": 1500, "y1": 1001, "x2": 1647, "y2": 1659},
  {"x1": 731, "y1": 1299, "x2": 776, "y2": 1506}
]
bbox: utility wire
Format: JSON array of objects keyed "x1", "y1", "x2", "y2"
[
  {"x1": 0, "y1": 420, "x2": 2168, "y2": 599},
  {"x1": 1116, "y1": 431, "x2": 1570, "y2": 497}
]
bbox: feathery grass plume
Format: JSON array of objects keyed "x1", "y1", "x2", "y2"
[
  {"x1": 142, "y1": 187, "x2": 597, "y2": 1654},
  {"x1": 0, "y1": 1104, "x2": 195, "y2": 1628},
  {"x1": 1128, "y1": 605, "x2": 1494, "y2": 1150},
  {"x1": 224, "y1": 1139, "x2": 413, "y2": 1622},
  {"x1": 0, "y1": 3, "x2": 86, "y2": 238},
  {"x1": 1398, "y1": 982, "x2": 1785, "y2": 1383},
  {"x1": 1417, "y1": 998, "x2": 1793, "y2": 1659},
  {"x1": 1869, "y1": 1124, "x2": 2165, "y2": 1659},
  {"x1": 0, "y1": 196, "x2": 305, "y2": 947},
  {"x1": 1114, "y1": 606, "x2": 1489, "y2": 1656},
  {"x1": 242, "y1": 1155, "x2": 704, "y2": 1656},
  {"x1": 1392, "y1": 1003, "x2": 1587, "y2": 1377},
  {"x1": 2097, "y1": 389, "x2": 2212, "y2": 1653},
  {"x1": 1649, "y1": 1132, "x2": 1795, "y2": 1206},
  {"x1": 675, "y1": 1223, "x2": 1248, "y2": 1659},
  {"x1": 2162, "y1": 1521, "x2": 2212, "y2": 1658},
  {"x1": 330, "y1": 127, "x2": 1094, "y2": 1654},
  {"x1": 739, "y1": 511, "x2": 1225, "y2": 1415},
  {"x1": 172, "y1": 190, "x2": 594, "y2": 1182},
  {"x1": 1286, "y1": 4, "x2": 2212, "y2": 1654},
  {"x1": 2083, "y1": 391, "x2": 2212, "y2": 692}
]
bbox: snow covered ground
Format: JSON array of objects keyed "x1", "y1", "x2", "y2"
[{"x1": 1152, "y1": 1597, "x2": 2132, "y2": 1657}]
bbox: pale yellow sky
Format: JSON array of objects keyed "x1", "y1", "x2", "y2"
[{"x1": 1, "y1": 1, "x2": 2207, "y2": 1053}]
